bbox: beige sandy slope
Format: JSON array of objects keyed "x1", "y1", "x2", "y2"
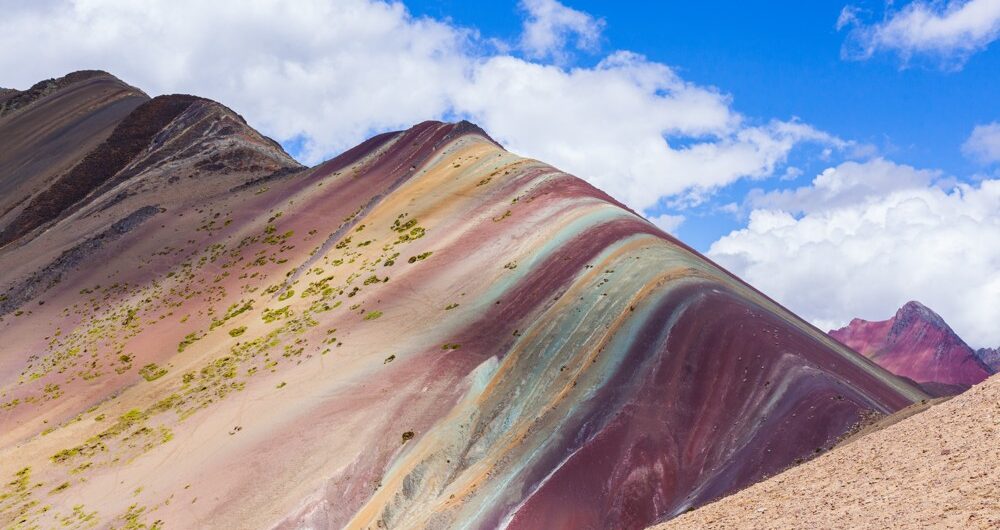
[{"x1": 653, "y1": 374, "x2": 1000, "y2": 529}]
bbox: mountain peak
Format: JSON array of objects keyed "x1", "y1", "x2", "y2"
[
  {"x1": 0, "y1": 70, "x2": 145, "y2": 119},
  {"x1": 895, "y1": 300, "x2": 948, "y2": 328},
  {"x1": 830, "y1": 301, "x2": 993, "y2": 391},
  {"x1": 889, "y1": 300, "x2": 954, "y2": 344}
]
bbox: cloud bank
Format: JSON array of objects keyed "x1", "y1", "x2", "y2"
[{"x1": 709, "y1": 159, "x2": 1000, "y2": 347}]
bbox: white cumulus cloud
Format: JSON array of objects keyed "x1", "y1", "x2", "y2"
[
  {"x1": 0, "y1": 0, "x2": 844, "y2": 214},
  {"x1": 963, "y1": 122, "x2": 1000, "y2": 164},
  {"x1": 709, "y1": 159, "x2": 1000, "y2": 348},
  {"x1": 840, "y1": 0, "x2": 1000, "y2": 67},
  {"x1": 519, "y1": 0, "x2": 604, "y2": 60}
]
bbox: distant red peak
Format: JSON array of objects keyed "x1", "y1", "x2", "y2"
[{"x1": 830, "y1": 301, "x2": 993, "y2": 389}]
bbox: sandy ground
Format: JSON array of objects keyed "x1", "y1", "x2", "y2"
[{"x1": 653, "y1": 374, "x2": 1000, "y2": 529}]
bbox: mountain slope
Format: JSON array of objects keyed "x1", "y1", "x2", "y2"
[
  {"x1": 830, "y1": 301, "x2": 994, "y2": 393},
  {"x1": 0, "y1": 73, "x2": 923, "y2": 529},
  {"x1": 652, "y1": 374, "x2": 1000, "y2": 530}
]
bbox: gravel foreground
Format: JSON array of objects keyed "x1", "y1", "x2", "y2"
[{"x1": 653, "y1": 374, "x2": 1000, "y2": 529}]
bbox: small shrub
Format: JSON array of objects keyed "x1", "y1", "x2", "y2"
[
  {"x1": 407, "y1": 251, "x2": 433, "y2": 264},
  {"x1": 139, "y1": 363, "x2": 168, "y2": 382},
  {"x1": 177, "y1": 331, "x2": 203, "y2": 352}
]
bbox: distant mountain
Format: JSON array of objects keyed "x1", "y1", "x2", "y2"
[
  {"x1": 0, "y1": 71, "x2": 923, "y2": 529},
  {"x1": 830, "y1": 301, "x2": 994, "y2": 395},
  {"x1": 977, "y1": 347, "x2": 1000, "y2": 372}
]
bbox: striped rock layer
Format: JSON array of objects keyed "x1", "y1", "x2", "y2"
[{"x1": 0, "y1": 74, "x2": 923, "y2": 529}]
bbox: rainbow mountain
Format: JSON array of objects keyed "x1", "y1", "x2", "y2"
[{"x1": 0, "y1": 72, "x2": 924, "y2": 529}]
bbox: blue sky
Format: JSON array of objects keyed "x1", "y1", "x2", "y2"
[{"x1": 2, "y1": 0, "x2": 998, "y2": 343}]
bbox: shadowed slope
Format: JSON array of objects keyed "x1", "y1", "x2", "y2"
[{"x1": 0, "y1": 76, "x2": 922, "y2": 529}]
